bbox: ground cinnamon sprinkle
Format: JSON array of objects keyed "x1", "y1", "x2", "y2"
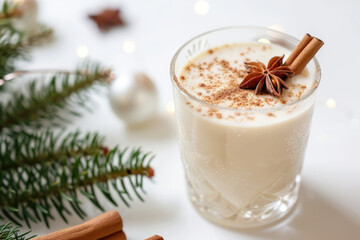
[
  {"x1": 207, "y1": 62, "x2": 214, "y2": 70},
  {"x1": 184, "y1": 63, "x2": 195, "y2": 72},
  {"x1": 177, "y1": 43, "x2": 314, "y2": 120}
]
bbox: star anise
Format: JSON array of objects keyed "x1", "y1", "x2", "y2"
[
  {"x1": 89, "y1": 8, "x2": 125, "y2": 31},
  {"x1": 239, "y1": 55, "x2": 293, "y2": 96}
]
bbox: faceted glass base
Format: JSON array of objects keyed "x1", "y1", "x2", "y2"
[{"x1": 188, "y1": 175, "x2": 301, "y2": 229}]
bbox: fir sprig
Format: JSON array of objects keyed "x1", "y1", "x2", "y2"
[
  {"x1": 0, "y1": 147, "x2": 154, "y2": 227},
  {"x1": 0, "y1": 130, "x2": 105, "y2": 171},
  {"x1": 0, "y1": 222, "x2": 35, "y2": 240},
  {"x1": 0, "y1": 1, "x2": 21, "y2": 20},
  {"x1": 0, "y1": 63, "x2": 111, "y2": 132},
  {"x1": 0, "y1": 0, "x2": 156, "y2": 233},
  {"x1": 0, "y1": 1, "x2": 25, "y2": 79},
  {"x1": 0, "y1": 1, "x2": 52, "y2": 80},
  {"x1": 0, "y1": 24, "x2": 25, "y2": 79}
]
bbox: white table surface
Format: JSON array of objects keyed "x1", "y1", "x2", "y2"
[{"x1": 12, "y1": 0, "x2": 360, "y2": 239}]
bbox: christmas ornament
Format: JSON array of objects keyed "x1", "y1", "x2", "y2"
[
  {"x1": 11, "y1": 0, "x2": 39, "y2": 34},
  {"x1": 89, "y1": 8, "x2": 125, "y2": 31},
  {"x1": 109, "y1": 72, "x2": 158, "y2": 126}
]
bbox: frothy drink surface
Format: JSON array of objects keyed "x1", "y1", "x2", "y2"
[
  {"x1": 174, "y1": 42, "x2": 316, "y2": 227},
  {"x1": 179, "y1": 43, "x2": 313, "y2": 111}
]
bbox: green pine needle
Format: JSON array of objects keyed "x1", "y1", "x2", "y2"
[
  {"x1": 0, "y1": 1, "x2": 53, "y2": 80},
  {"x1": 0, "y1": 0, "x2": 156, "y2": 232},
  {"x1": 0, "y1": 24, "x2": 26, "y2": 79},
  {"x1": 0, "y1": 222, "x2": 35, "y2": 240},
  {"x1": 0, "y1": 147, "x2": 155, "y2": 228},
  {"x1": 0, "y1": 63, "x2": 112, "y2": 132},
  {"x1": 0, "y1": 130, "x2": 105, "y2": 171}
]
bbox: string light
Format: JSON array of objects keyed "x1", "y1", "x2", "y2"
[
  {"x1": 258, "y1": 38, "x2": 271, "y2": 44},
  {"x1": 194, "y1": 1, "x2": 209, "y2": 16},
  {"x1": 12, "y1": 0, "x2": 25, "y2": 4},
  {"x1": 123, "y1": 40, "x2": 136, "y2": 53},
  {"x1": 318, "y1": 133, "x2": 328, "y2": 142},
  {"x1": 350, "y1": 118, "x2": 359, "y2": 128},
  {"x1": 267, "y1": 24, "x2": 284, "y2": 32},
  {"x1": 166, "y1": 101, "x2": 175, "y2": 114},
  {"x1": 76, "y1": 45, "x2": 89, "y2": 58},
  {"x1": 326, "y1": 98, "x2": 336, "y2": 108}
]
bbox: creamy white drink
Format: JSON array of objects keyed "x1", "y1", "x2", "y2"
[{"x1": 172, "y1": 40, "x2": 319, "y2": 228}]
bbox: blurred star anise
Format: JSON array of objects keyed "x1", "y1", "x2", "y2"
[
  {"x1": 239, "y1": 55, "x2": 293, "y2": 96},
  {"x1": 89, "y1": 9, "x2": 125, "y2": 31}
]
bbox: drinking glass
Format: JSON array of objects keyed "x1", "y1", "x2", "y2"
[{"x1": 170, "y1": 27, "x2": 321, "y2": 228}]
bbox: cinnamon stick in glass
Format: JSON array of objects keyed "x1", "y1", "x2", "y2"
[
  {"x1": 284, "y1": 33, "x2": 313, "y2": 66},
  {"x1": 289, "y1": 37, "x2": 324, "y2": 74},
  {"x1": 285, "y1": 33, "x2": 323, "y2": 74},
  {"x1": 33, "y1": 210, "x2": 123, "y2": 240}
]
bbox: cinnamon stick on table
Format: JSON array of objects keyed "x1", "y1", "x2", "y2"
[
  {"x1": 101, "y1": 231, "x2": 126, "y2": 240},
  {"x1": 145, "y1": 235, "x2": 164, "y2": 240},
  {"x1": 33, "y1": 210, "x2": 123, "y2": 240},
  {"x1": 285, "y1": 33, "x2": 324, "y2": 74}
]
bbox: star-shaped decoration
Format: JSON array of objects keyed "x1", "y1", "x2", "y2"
[
  {"x1": 89, "y1": 8, "x2": 125, "y2": 31},
  {"x1": 239, "y1": 55, "x2": 293, "y2": 96}
]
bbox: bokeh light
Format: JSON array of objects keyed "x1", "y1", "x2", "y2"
[
  {"x1": 350, "y1": 118, "x2": 359, "y2": 128},
  {"x1": 76, "y1": 45, "x2": 89, "y2": 58},
  {"x1": 258, "y1": 38, "x2": 271, "y2": 44},
  {"x1": 326, "y1": 98, "x2": 336, "y2": 108},
  {"x1": 194, "y1": 1, "x2": 210, "y2": 16},
  {"x1": 123, "y1": 40, "x2": 136, "y2": 53},
  {"x1": 166, "y1": 101, "x2": 175, "y2": 114},
  {"x1": 267, "y1": 24, "x2": 285, "y2": 32}
]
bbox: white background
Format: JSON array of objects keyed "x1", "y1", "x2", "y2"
[{"x1": 10, "y1": 0, "x2": 360, "y2": 239}]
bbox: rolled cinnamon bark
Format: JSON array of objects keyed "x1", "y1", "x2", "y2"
[
  {"x1": 289, "y1": 37, "x2": 324, "y2": 74},
  {"x1": 284, "y1": 33, "x2": 313, "y2": 66},
  {"x1": 144, "y1": 235, "x2": 164, "y2": 240},
  {"x1": 100, "y1": 231, "x2": 126, "y2": 240},
  {"x1": 33, "y1": 210, "x2": 123, "y2": 240}
]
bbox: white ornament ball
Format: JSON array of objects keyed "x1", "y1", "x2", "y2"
[
  {"x1": 12, "y1": 0, "x2": 39, "y2": 34},
  {"x1": 109, "y1": 72, "x2": 158, "y2": 126}
]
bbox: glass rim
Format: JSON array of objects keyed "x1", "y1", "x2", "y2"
[{"x1": 169, "y1": 26, "x2": 321, "y2": 113}]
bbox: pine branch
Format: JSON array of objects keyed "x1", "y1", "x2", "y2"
[
  {"x1": 0, "y1": 24, "x2": 26, "y2": 79},
  {"x1": 0, "y1": 1, "x2": 25, "y2": 79},
  {"x1": 23, "y1": 25, "x2": 53, "y2": 47},
  {"x1": 0, "y1": 63, "x2": 112, "y2": 132},
  {"x1": 0, "y1": 147, "x2": 155, "y2": 227},
  {"x1": 0, "y1": 1, "x2": 52, "y2": 81},
  {"x1": 0, "y1": 1, "x2": 21, "y2": 20},
  {"x1": 0, "y1": 130, "x2": 106, "y2": 171},
  {"x1": 0, "y1": 222, "x2": 35, "y2": 240}
]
